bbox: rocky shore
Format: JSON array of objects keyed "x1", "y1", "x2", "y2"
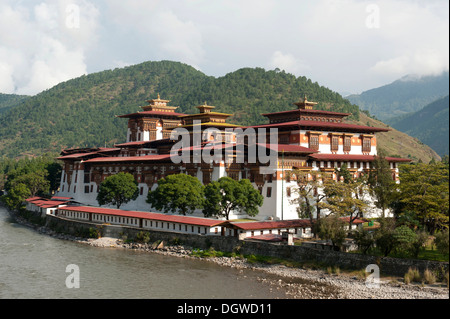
[
  {"x1": 83, "y1": 236, "x2": 448, "y2": 299},
  {"x1": 9, "y1": 209, "x2": 450, "y2": 299}
]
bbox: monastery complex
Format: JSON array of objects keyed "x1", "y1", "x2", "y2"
[{"x1": 48, "y1": 94, "x2": 409, "y2": 224}]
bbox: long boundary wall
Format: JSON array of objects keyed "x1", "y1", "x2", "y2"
[{"x1": 45, "y1": 214, "x2": 448, "y2": 278}]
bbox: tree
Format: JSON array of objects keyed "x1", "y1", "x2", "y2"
[
  {"x1": 368, "y1": 154, "x2": 396, "y2": 218},
  {"x1": 315, "y1": 215, "x2": 346, "y2": 251},
  {"x1": 353, "y1": 227, "x2": 375, "y2": 254},
  {"x1": 97, "y1": 172, "x2": 139, "y2": 209},
  {"x1": 147, "y1": 174, "x2": 204, "y2": 215},
  {"x1": 2, "y1": 183, "x2": 31, "y2": 210},
  {"x1": 320, "y1": 178, "x2": 368, "y2": 230},
  {"x1": 203, "y1": 177, "x2": 263, "y2": 220},
  {"x1": 375, "y1": 218, "x2": 397, "y2": 257},
  {"x1": 397, "y1": 162, "x2": 449, "y2": 233},
  {"x1": 9, "y1": 171, "x2": 50, "y2": 197},
  {"x1": 289, "y1": 170, "x2": 327, "y2": 237}
]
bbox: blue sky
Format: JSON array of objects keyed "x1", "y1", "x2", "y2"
[{"x1": 1, "y1": 0, "x2": 448, "y2": 96}]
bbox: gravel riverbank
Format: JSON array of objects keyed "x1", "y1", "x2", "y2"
[
  {"x1": 83, "y1": 236, "x2": 449, "y2": 299},
  {"x1": 7, "y1": 209, "x2": 449, "y2": 299}
]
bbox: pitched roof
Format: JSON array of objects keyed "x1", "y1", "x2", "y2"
[
  {"x1": 228, "y1": 219, "x2": 312, "y2": 230},
  {"x1": 247, "y1": 120, "x2": 390, "y2": 133},
  {"x1": 117, "y1": 110, "x2": 185, "y2": 118},
  {"x1": 83, "y1": 154, "x2": 172, "y2": 163},
  {"x1": 309, "y1": 153, "x2": 411, "y2": 162},
  {"x1": 59, "y1": 206, "x2": 225, "y2": 227}
]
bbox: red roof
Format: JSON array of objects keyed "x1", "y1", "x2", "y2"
[
  {"x1": 59, "y1": 206, "x2": 225, "y2": 227},
  {"x1": 256, "y1": 143, "x2": 317, "y2": 154},
  {"x1": 247, "y1": 120, "x2": 389, "y2": 133},
  {"x1": 247, "y1": 234, "x2": 284, "y2": 242},
  {"x1": 118, "y1": 110, "x2": 185, "y2": 118},
  {"x1": 309, "y1": 153, "x2": 411, "y2": 162},
  {"x1": 114, "y1": 141, "x2": 155, "y2": 147},
  {"x1": 229, "y1": 219, "x2": 312, "y2": 230},
  {"x1": 262, "y1": 108, "x2": 351, "y2": 117},
  {"x1": 83, "y1": 154, "x2": 172, "y2": 163},
  {"x1": 51, "y1": 196, "x2": 73, "y2": 201}
]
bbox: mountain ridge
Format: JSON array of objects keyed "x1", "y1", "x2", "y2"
[
  {"x1": 0, "y1": 60, "x2": 440, "y2": 162},
  {"x1": 347, "y1": 71, "x2": 449, "y2": 121}
]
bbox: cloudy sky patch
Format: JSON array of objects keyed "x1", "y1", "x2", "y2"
[{"x1": 0, "y1": 0, "x2": 448, "y2": 96}]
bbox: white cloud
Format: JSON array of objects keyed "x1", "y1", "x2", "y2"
[
  {"x1": 268, "y1": 51, "x2": 310, "y2": 75},
  {"x1": 0, "y1": 0, "x2": 99, "y2": 95},
  {"x1": 1, "y1": 0, "x2": 448, "y2": 95}
]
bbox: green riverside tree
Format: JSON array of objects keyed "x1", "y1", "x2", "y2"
[
  {"x1": 203, "y1": 177, "x2": 263, "y2": 220},
  {"x1": 97, "y1": 172, "x2": 139, "y2": 209},
  {"x1": 146, "y1": 174, "x2": 204, "y2": 215}
]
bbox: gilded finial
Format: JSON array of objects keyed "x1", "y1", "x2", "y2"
[{"x1": 157, "y1": 93, "x2": 160, "y2": 99}]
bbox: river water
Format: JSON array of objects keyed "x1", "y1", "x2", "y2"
[{"x1": 0, "y1": 206, "x2": 289, "y2": 299}]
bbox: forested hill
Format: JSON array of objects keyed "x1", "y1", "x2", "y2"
[
  {"x1": 0, "y1": 93, "x2": 29, "y2": 115},
  {"x1": 388, "y1": 95, "x2": 449, "y2": 157},
  {"x1": 0, "y1": 61, "x2": 358, "y2": 158},
  {"x1": 347, "y1": 71, "x2": 449, "y2": 121}
]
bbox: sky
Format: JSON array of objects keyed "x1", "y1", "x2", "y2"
[{"x1": 0, "y1": 0, "x2": 448, "y2": 96}]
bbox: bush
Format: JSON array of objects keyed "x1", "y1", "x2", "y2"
[
  {"x1": 353, "y1": 228, "x2": 375, "y2": 254},
  {"x1": 393, "y1": 225, "x2": 417, "y2": 256},
  {"x1": 404, "y1": 267, "x2": 421, "y2": 284},
  {"x1": 423, "y1": 269, "x2": 436, "y2": 284},
  {"x1": 434, "y1": 230, "x2": 449, "y2": 255},
  {"x1": 136, "y1": 231, "x2": 151, "y2": 243},
  {"x1": 444, "y1": 272, "x2": 449, "y2": 288}
]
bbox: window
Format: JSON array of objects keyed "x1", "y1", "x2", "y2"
[
  {"x1": 362, "y1": 138, "x2": 372, "y2": 153},
  {"x1": 331, "y1": 136, "x2": 339, "y2": 151},
  {"x1": 309, "y1": 135, "x2": 319, "y2": 151},
  {"x1": 286, "y1": 187, "x2": 291, "y2": 197},
  {"x1": 344, "y1": 136, "x2": 351, "y2": 152},
  {"x1": 266, "y1": 187, "x2": 272, "y2": 197},
  {"x1": 84, "y1": 185, "x2": 90, "y2": 193}
]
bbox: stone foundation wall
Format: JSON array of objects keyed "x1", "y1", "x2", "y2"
[{"x1": 45, "y1": 215, "x2": 448, "y2": 278}]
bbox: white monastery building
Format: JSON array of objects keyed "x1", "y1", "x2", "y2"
[{"x1": 54, "y1": 94, "x2": 410, "y2": 221}]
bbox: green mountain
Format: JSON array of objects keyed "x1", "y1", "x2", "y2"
[
  {"x1": 0, "y1": 93, "x2": 30, "y2": 115},
  {"x1": 388, "y1": 95, "x2": 449, "y2": 157},
  {"x1": 0, "y1": 60, "x2": 359, "y2": 158},
  {"x1": 347, "y1": 72, "x2": 449, "y2": 121}
]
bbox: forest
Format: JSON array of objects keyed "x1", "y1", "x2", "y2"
[{"x1": 0, "y1": 61, "x2": 359, "y2": 158}]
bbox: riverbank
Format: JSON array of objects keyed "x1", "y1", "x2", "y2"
[
  {"x1": 6, "y1": 207, "x2": 449, "y2": 299},
  {"x1": 85, "y1": 236, "x2": 449, "y2": 299}
]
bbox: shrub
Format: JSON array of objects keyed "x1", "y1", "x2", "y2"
[
  {"x1": 423, "y1": 269, "x2": 436, "y2": 284},
  {"x1": 136, "y1": 231, "x2": 150, "y2": 243},
  {"x1": 404, "y1": 267, "x2": 421, "y2": 284},
  {"x1": 434, "y1": 230, "x2": 449, "y2": 255},
  {"x1": 393, "y1": 225, "x2": 417, "y2": 257},
  {"x1": 444, "y1": 272, "x2": 449, "y2": 288}
]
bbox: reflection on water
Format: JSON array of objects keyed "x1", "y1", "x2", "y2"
[{"x1": 0, "y1": 207, "x2": 287, "y2": 299}]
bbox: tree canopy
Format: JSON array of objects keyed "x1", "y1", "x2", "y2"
[
  {"x1": 97, "y1": 172, "x2": 139, "y2": 209},
  {"x1": 203, "y1": 177, "x2": 263, "y2": 220},
  {"x1": 146, "y1": 173, "x2": 204, "y2": 215}
]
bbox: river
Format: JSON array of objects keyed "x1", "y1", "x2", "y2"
[{"x1": 0, "y1": 206, "x2": 290, "y2": 299}]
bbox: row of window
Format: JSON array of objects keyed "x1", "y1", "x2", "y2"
[{"x1": 309, "y1": 135, "x2": 372, "y2": 152}]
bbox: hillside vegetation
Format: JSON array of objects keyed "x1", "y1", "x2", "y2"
[
  {"x1": 347, "y1": 72, "x2": 449, "y2": 121},
  {"x1": 0, "y1": 61, "x2": 358, "y2": 158},
  {"x1": 387, "y1": 96, "x2": 449, "y2": 157},
  {"x1": 0, "y1": 60, "x2": 440, "y2": 162},
  {"x1": 347, "y1": 112, "x2": 441, "y2": 163}
]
